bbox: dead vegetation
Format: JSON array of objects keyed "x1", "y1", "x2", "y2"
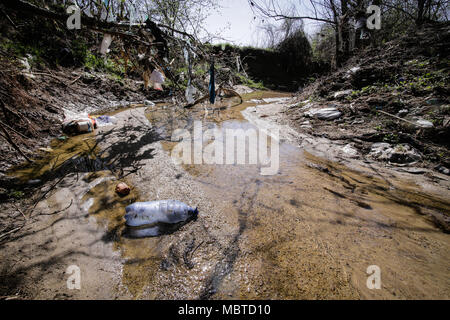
[{"x1": 285, "y1": 22, "x2": 450, "y2": 171}]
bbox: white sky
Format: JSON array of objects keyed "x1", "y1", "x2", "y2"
[{"x1": 204, "y1": 0, "x2": 324, "y2": 47}]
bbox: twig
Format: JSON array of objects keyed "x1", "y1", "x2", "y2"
[
  {"x1": 29, "y1": 175, "x2": 66, "y2": 218},
  {"x1": 0, "y1": 119, "x2": 29, "y2": 141},
  {"x1": 0, "y1": 7, "x2": 17, "y2": 29},
  {"x1": 12, "y1": 203, "x2": 28, "y2": 221},
  {"x1": 0, "y1": 225, "x2": 24, "y2": 241},
  {"x1": 0, "y1": 123, "x2": 32, "y2": 163},
  {"x1": 39, "y1": 199, "x2": 73, "y2": 216},
  {"x1": 31, "y1": 72, "x2": 68, "y2": 86},
  {"x1": 190, "y1": 240, "x2": 204, "y2": 258},
  {"x1": 68, "y1": 74, "x2": 82, "y2": 86},
  {"x1": 377, "y1": 110, "x2": 422, "y2": 127}
]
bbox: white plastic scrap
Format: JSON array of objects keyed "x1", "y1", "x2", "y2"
[
  {"x1": 149, "y1": 70, "x2": 165, "y2": 90},
  {"x1": 99, "y1": 34, "x2": 113, "y2": 55}
]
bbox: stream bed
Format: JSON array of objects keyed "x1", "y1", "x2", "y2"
[{"x1": 6, "y1": 91, "x2": 450, "y2": 299}]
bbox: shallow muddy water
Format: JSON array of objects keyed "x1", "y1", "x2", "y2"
[{"x1": 9, "y1": 91, "x2": 450, "y2": 299}]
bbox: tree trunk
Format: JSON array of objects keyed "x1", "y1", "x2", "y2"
[
  {"x1": 340, "y1": 0, "x2": 351, "y2": 59},
  {"x1": 417, "y1": 0, "x2": 426, "y2": 25}
]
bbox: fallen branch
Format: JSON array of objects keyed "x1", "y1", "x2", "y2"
[
  {"x1": 377, "y1": 110, "x2": 422, "y2": 127},
  {"x1": 40, "y1": 199, "x2": 73, "y2": 216},
  {"x1": 32, "y1": 72, "x2": 68, "y2": 86},
  {"x1": 0, "y1": 119, "x2": 29, "y2": 141},
  {"x1": 0, "y1": 225, "x2": 24, "y2": 241},
  {"x1": 12, "y1": 203, "x2": 28, "y2": 221},
  {"x1": 68, "y1": 74, "x2": 83, "y2": 86},
  {"x1": 0, "y1": 122, "x2": 32, "y2": 163},
  {"x1": 29, "y1": 175, "x2": 66, "y2": 218}
]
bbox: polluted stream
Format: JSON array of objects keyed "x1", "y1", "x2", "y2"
[{"x1": 9, "y1": 92, "x2": 450, "y2": 299}]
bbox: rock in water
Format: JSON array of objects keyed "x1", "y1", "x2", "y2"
[
  {"x1": 124, "y1": 200, "x2": 198, "y2": 237},
  {"x1": 115, "y1": 182, "x2": 130, "y2": 196}
]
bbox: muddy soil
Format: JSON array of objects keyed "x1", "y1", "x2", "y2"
[{"x1": 0, "y1": 92, "x2": 449, "y2": 300}]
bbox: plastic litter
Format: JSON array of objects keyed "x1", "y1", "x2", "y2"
[
  {"x1": 209, "y1": 61, "x2": 216, "y2": 104},
  {"x1": 185, "y1": 84, "x2": 197, "y2": 105},
  {"x1": 62, "y1": 112, "x2": 97, "y2": 135},
  {"x1": 27, "y1": 179, "x2": 41, "y2": 185},
  {"x1": 99, "y1": 34, "x2": 113, "y2": 55},
  {"x1": 62, "y1": 118, "x2": 95, "y2": 134},
  {"x1": 124, "y1": 200, "x2": 198, "y2": 238},
  {"x1": 144, "y1": 100, "x2": 155, "y2": 107},
  {"x1": 184, "y1": 46, "x2": 196, "y2": 104},
  {"x1": 95, "y1": 115, "x2": 117, "y2": 127},
  {"x1": 149, "y1": 69, "x2": 165, "y2": 91}
]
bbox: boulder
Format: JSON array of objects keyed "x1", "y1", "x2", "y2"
[{"x1": 369, "y1": 143, "x2": 422, "y2": 164}]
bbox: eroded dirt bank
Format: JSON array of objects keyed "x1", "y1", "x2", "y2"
[{"x1": 0, "y1": 92, "x2": 449, "y2": 300}]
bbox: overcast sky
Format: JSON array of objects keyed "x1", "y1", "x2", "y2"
[{"x1": 204, "y1": 0, "x2": 323, "y2": 47}]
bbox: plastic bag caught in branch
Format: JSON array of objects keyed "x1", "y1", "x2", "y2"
[
  {"x1": 150, "y1": 69, "x2": 165, "y2": 91},
  {"x1": 99, "y1": 34, "x2": 113, "y2": 55}
]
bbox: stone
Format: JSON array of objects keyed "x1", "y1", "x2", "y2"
[
  {"x1": 443, "y1": 117, "x2": 450, "y2": 128},
  {"x1": 115, "y1": 182, "x2": 131, "y2": 196},
  {"x1": 305, "y1": 107, "x2": 342, "y2": 120},
  {"x1": 341, "y1": 144, "x2": 358, "y2": 158},
  {"x1": 27, "y1": 179, "x2": 41, "y2": 186},
  {"x1": 349, "y1": 66, "x2": 361, "y2": 74},
  {"x1": 262, "y1": 97, "x2": 291, "y2": 104},
  {"x1": 399, "y1": 167, "x2": 428, "y2": 174},
  {"x1": 416, "y1": 119, "x2": 434, "y2": 128},
  {"x1": 425, "y1": 98, "x2": 444, "y2": 105},
  {"x1": 367, "y1": 97, "x2": 385, "y2": 105},
  {"x1": 233, "y1": 85, "x2": 254, "y2": 94},
  {"x1": 435, "y1": 165, "x2": 450, "y2": 175},
  {"x1": 397, "y1": 109, "x2": 409, "y2": 117},
  {"x1": 144, "y1": 100, "x2": 155, "y2": 107},
  {"x1": 369, "y1": 143, "x2": 422, "y2": 164},
  {"x1": 300, "y1": 120, "x2": 312, "y2": 128},
  {"x1": 18, "y1": 57, "x2": 31, "y2": 72},
  {"x1": 333, "y1": 89, "x2": 352, "y2": 99}
]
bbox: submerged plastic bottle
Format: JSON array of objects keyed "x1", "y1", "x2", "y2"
[{"x1": 125, "y1": 200, "x2": 198, "y2": 227}]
